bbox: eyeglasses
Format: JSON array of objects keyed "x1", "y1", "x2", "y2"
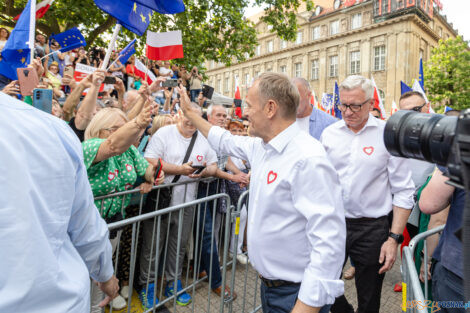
[
  {"x1": 410, "y1": 103, "x2": 426, "y2": 112},
  {"x1": 337, "y1": 99, "x2": 370, "y2": 113}
]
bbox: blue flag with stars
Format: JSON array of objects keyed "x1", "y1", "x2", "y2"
[
  {"x1": 333, "y1": 81, "x2": 342, "y2": 119},
  {"x1": 119, "y1": 39, "x2": 136, "y2": 64},
  {"x1": 419, "y1": 58, "x2": 425, "y2": 90},
  {"x1": 50, "y1": 28, "x2": 86, "y2": 53},
  {"x1": 94, "y1": 0, "x2": 153, "y2": 36},
  {"x1": 0, "y1": 0, "x2": 31, "y2": 80},
  {"x1": 133, "y1": 0, "x2": 185, "y2": 14}
]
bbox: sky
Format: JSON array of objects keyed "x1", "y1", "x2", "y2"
[{"x1": 245, "y1": 0, "x2": 470, "y2": 40}]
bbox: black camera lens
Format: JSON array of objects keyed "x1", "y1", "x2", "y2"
[{"x1": 384, "y1": 110, "x2": 458, "y2": 166}]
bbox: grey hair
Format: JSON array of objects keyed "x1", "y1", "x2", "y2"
[
  {"x1": 206, "y1": 104, "x2": 226, "y2": 117},
  {"x1": 339, "y1": 75, "x2": 374, "y2": 100},
  {"x1": 291, "y1": 77, "x2": 310, "y2": 91}
]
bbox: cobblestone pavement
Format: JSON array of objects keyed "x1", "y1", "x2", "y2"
[{"x1": 106, "y1": 251, "x2": 403, "y2": 313}]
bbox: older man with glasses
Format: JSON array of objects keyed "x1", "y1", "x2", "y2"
[{"x1": 321, "y1": 75, "x2": 415, "y2": 313}]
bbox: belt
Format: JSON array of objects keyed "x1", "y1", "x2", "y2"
[{"x1": 259, "y1": 275, "x2": 299, "y2": 288}]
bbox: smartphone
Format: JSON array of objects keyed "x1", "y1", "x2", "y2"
[
  {"x1": 154, "y1": 158, "x2": 163, "y2": 183},
  {"x1": 162, "y1": 79, "x2": 178, "y2": 88},
  {"x1": 202, "y1": 84, "x2": 214, "y2": 100},
  {"x1": 63, "y1": 66, "x2": 74, "y2": 77},
  {"x1": 191, "y1": 165, "x2": 205, "y2": 175},
  {"x1": 103, "y1": 76, "x2": 116, "y2": 84},
  {"x1": 32, "y1": 88, "x2": 53, "y2": 114},
  {"x1": 234, "y1": 99, "x2": 242, "y2": 108},
  {"x1": 17, "y1": 67, "x2": 39, "y2": 96}
]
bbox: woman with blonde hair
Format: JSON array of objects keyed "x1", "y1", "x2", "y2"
[
  {"x1": 148, "y1": 114, "x2": 173, "y2": 136},
  {"x1": 83, "y1": 104, "x2": 163, "y2": 311}
]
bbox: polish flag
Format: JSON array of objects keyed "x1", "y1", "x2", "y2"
[
  {"x1": 14, "y1": 0, "x2": 54, "y2": 20},
  {"x1": 390, "y1": 101, "x2": 398, "y2": 116},
  {"x1": 234, "y1": 76, "x2": 241, "y2": 100},
  {"x1": 134, "y1": 58, "x2": 156, "y2": 85},
  {"x1": 146, "y1": 30, "x2": 184, "y2": 61},
  {"x1": 73, "y1": 63, "x2": 104, "y2": 93},
  {"x1": 371, "y1": 76, "x2": 386, "y2": 119}
]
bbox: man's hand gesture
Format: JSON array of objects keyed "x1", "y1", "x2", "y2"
[{"x1": 176, "y1": 84, "x2": 191, "y2": 114}]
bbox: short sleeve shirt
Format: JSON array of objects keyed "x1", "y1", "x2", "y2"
[{"x1": 82, "y1": 138, "x2": 149, "y2": 219}]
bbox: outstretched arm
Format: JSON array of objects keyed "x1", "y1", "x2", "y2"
[{"x1": 177, "y1": 86, "x2": 213, "y2": 138}]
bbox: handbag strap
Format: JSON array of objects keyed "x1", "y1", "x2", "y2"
[{"x1": 171, "y1": 131, "x2": 198, "y2": 183}]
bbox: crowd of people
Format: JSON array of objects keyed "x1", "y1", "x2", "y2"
[{"x1": 0, "y1": 31, "x2": 466, "y2": 313}]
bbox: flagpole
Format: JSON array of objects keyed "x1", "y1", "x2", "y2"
[
  {"x1": 106, "y1": 55, "x2": 121, "y2": 71},
  {"x1": 29, "y1": 0, "x2": 36, "y2": 63},
  {"x1": 100, "y1": 23, "x2": 121, "y2": 70}
]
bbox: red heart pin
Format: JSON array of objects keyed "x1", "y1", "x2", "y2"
[
  {"x1": 363, "y1": 146, "x2": 374, "y2": 155},
  {"x1": 196, "y1": 155, "x2": 203, "y2": 162},
  {"x1": 126, "y1": 164, "x2": 133, "y2": 172},
  {"x1": 267, "y1": 171, "x2": 277, "y2": 184},
  {"x1": 108, "y1": 171, "x2": 115, "y2": 181}
]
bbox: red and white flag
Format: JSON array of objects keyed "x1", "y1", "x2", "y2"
[
  {"x1": 390, "y1": 101, "x2": 398, "y2": 116},
  {"x1": 74, "y1": 63, "x2": 105, "y2": 93},
  {"x1": 14, "y1": 0, "x2": 54, "y2": 20},
  {"x1": 234, "y1": 76, "x2": 241, "y2": 100},
  {"x1": 146, "y1": 30, "x2": 184, "y2": 61},
  {"x1": 134, "y1": 58, "x2": 156, "y2": 85},
  {"x1": 371, "y1": 76, "x2": 386, "y2": 119}
]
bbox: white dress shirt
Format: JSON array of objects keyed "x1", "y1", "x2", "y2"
[
  {"x1": 208, "y1": 122, "x2": 346, "y2": 307},
  {"x1": 0, "y1": 93, "x2": 113, "y2": 312},
  {"x1": 320, "y1": 114, "x2": 415, "y2": 218}
]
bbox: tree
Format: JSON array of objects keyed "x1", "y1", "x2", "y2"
[
  {"x1": 424, "y1": 36, "x2": 470, "y2": 111},
  {"x1": 0, "y1": 0, "x2": 313, "y2": 68}
]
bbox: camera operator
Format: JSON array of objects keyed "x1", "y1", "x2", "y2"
[
  {"x1": 419, "y1": 164, "x2": 465, "y2": 313},
  {"x1": 189, "y1": 66, "x2": 202, "y2": 102}
]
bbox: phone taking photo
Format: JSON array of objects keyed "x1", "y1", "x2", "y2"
[
  {"x1": 103, "y1": 76, "x2": 116, "y2": 84},
  {"x1": 32, "y1": 88, "x2": 53, "y2": 114},
  {"x1": 191, "y1": 165, "x2": 205, "y2": 175},
  {"x1": 17, "y1": 67, "x2": 39, "y2": 96},
  {"x1": 162, "y1": 79, "x2": 178, "y2": 88},
  {"x1": 154, "y1": 158, "x2": 163, "y2": 183}
]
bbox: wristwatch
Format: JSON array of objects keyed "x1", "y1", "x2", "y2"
[{"x1": 389, "y1": 232, "x2": 404, "y2": 244}]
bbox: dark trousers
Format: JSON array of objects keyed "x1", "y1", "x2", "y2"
[
  {"x1": 195, "y1": 181, "x2": 222, "y2": 290},
  {"x1": 331, "y1": 216, "x2": 389, "y2": 313},
  {"x1": 260, "y1": 282, "x2": 331, "y2": 313},
  {"x1": 432, "y1": 261, "x2": 465, "y2": 313},
  {"x1": 190, "y1": 89, "x2": 201, "y2": 102}
]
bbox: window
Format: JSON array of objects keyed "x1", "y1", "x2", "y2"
[
  {"x1": 267, "y1": 40, "x2": 274, "y2": 53},
  {"x1": 217, "y1": 79, "x2": 222, "y2": 92},
  {"x1": 244, "y1": 73, "x2": 250, "y2": 85},
  {"x1": 329, "y1": 55, "x2": 338, "y2": 77},
  {"x1": 294, "y1": 62, "x2": 302, "y2": 77},
  {"x1": 224, "y1": 77, "x2": 229, "y2": 92},
  {"x1": 280, "y1": 65, "x2": 287, "y2": 73},
  {"x1": 350, "y1": 51, "x2": 361, "y2": 74},
  {"x1": 330, "y1": 20, "x2": 339, "y2": 35},
  {"x1": 310, "y1": 59, "x2": 319, "y2": 80},
  {"x1": 437, "y1": 26, "x2": 443, "y2": 37},
  {"x1": 280, "y1": 40, "x2": 287, "y2": 49},
  {"x1": 256, "y1": 45, "x2": 261, "y2": 56},
  {"x1": 312, "y1": 26, "x2": 321, "y2": 40},
  {"x1": 374, "y1": 45, "x2": 386, "y2": 71},
  {"x1": 351, "y1": 13, "x2": 362, "y2": 29},
  {"x1": 296, "y1": 31, "x2": 303, "y2": 44},
  {"x1": 254, "y1": 71, "x2": 260, "y2": 78}
]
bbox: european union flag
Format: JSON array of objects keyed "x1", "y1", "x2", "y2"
[
  {"x1": 119, "y1": 39, "x2": 136, "y2": 64},
  {"x1": 400, "y1": 81, "x2": 412, "y2": 95},
  {"x1": 333, "y1": 81, "x2": 342, "y2": 119},
  {"x1": 133, "y1": 0, "x2": 185, "y2": 14},
  {"x1": 50, "y1": 28, "x2": 86, "y2": 53},
  {"x1": 94, "y1": 0, "x2": 153, "y2": 36},
  {"x1": 0, "y1": 0, "x2": 31, "y2": 80},
  {"x1": 419, "y1": 58, "x2": 424, "y2": 90}
]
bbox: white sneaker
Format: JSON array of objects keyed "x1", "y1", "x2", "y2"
[
  {"x1": 120, "y1": 285, "x2": 130, "y2": 300},
  {"x1": 110, "y1": 294, "x2": 127, "y2": 310},
  {"x1": 236, "y1": 254, "x2": 248, "y2": 265}
]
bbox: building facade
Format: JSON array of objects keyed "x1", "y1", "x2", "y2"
[{"x1": 205, "y1": 0, "x2": 457, "y2": 112}]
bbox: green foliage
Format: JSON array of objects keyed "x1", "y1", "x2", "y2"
[
  {"x1": 424, "y1": 36, "x2": 470, "y2": 111},
  {"x1": 0, "y1": 0, "x2": 312, "y2": 69}
]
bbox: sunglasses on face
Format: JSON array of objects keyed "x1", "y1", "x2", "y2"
[{"x1": 410, "y1": 103, "x2": 426, "y2": 112}]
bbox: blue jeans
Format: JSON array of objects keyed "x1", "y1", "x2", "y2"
[
  {"x1": 432, "y1": 261, "x2": 465, "y2": 313},
  {"x1": 260, "y1": 282, "x2": 331, "y2": 313},
  {"x1": 195, "y1": 181, "x2": 222, "y2": 290},
  {"x1": 190, "y1": 89, "x2": 201, "y2": 102}
]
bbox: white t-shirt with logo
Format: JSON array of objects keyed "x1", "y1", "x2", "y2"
[{"x1": 144, "y1": 124, "x2": 218, "y2": 206}]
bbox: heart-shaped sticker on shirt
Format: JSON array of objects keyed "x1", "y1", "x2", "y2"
[
  {"x1": 267, "y1": 171, "x2": 277, "y2": 184},
  {"x1": 363, "y1": 146, "x2": 374, "y2": 155},
  {"x1": 196, "y1": 155, "x2": 203, "y2": 162},
  {"x1": 108, "y1": 171, "x2": 116, "y2": 181}
]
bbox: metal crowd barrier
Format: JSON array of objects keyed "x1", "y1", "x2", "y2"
[
  {"x1": 401, "y1": 225, "x2": 445, "y2": 313},
  {"x1": 93, "y1": 180, "x2": 262, "y2": 313}
]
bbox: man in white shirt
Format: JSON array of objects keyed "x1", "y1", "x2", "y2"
[
  {"x1": 0, "y1": 92, "x2": 118, "y2": 312},
  {"x1": 321, "y1": 75, "x2": 415, "y2": 313},
  {"x1": 292, "y1": 77, "x2": 337, "y2": 139},
  {"x1": 178, "y1": 73, "x2": 346, "y2": 313},
  {"x1": 158, "y1": 60, "x2": 173, "y2": 77},
  {"x1": 138, "y1": 102, "x2": 218, "y2": 308}
]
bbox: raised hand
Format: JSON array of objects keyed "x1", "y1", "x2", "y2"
[
  {"x1": 2, "y1": 80, "x2": 20, "y2": 96},
  {"x1": 135, "y1": 99, "x2": 153, "y2": 129}
]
